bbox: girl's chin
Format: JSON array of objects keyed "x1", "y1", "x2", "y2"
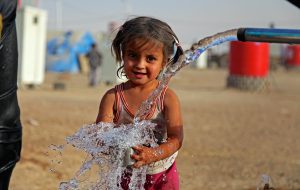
[{"x1": 131, "y1": 79, "x2": 146, "y2": 84}]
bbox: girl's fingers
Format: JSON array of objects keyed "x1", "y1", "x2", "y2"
[
  {"x1": 133, "y1": 161, "x2": 144, "y2": 168},
  {"x1": 133, "y1": 161, "x2": 139, "y2": 168},
  {"x1": 131, "y1": 153, "x2": 139, "y2": 160},
  {"x1": 132, "y1": 145, "x2": 143, "y2": 152},
  {"x1": 133, "y1": 162, "x2": 139, "y2": 168}
]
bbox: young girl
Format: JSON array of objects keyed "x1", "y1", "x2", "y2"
[{"x1": 96, "y1": 16, "x2": 184, "y2": 190}]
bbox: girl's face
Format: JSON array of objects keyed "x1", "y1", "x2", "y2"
[{"x1": 123, "y1": 38, "x2": 165, "y2": 86}]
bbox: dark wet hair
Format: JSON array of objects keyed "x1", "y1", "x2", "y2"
[{"x1": 111, "y1": 16, "x2": 184, "y2": 78}]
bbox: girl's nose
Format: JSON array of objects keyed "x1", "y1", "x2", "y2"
[{"x1": 134, "y1": 58, "x2": 145, "y2": 68}]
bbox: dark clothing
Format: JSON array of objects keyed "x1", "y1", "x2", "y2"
[
  {"x1": 0, "y1": 141, "x2": 21, "y2": 189},
  {"x1": 86, "y1": 46, "x2": 103, "y2": 86},
  {"x1": 86, "y1": 48, "x2": 102, "y2": 70},
  {"x1": 0, "y1": 0, "x2": 23, "y2": 189}
]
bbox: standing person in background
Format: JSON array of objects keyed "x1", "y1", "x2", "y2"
[
  {"x1": 86, "y1": 43, "x2": 103, "y2": 87},
  {"x1": 0, "y1": 0, "x2": 23, "y2": 189}
]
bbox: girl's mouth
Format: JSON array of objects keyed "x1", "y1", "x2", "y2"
[{"x1": 133, "y1": 71, "x2": 146, "y2": 79}]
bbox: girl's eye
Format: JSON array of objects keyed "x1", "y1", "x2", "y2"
[
  {"x1": 128, "y1": 53, "x2": 136, "y2": 58},
  {"x1": 126, "y1": 51, "x2": 137, "y2": 59},
  {"x1": 147, "y1": 56, "x2": 156, "y2": 62}
]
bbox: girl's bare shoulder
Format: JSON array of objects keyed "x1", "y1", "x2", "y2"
[
  {"x1": 164, "y1": 88, "x2": 180, "y2": 106},
  {"x1": 100, "y1": 87, "x2": 116, "y2": 105},
  {"x1": 104, "y1": 87, "x2": 116, "y2": 96},
  {"x1": 96, "y1": 87, "x2": 116, "y2": 123}
]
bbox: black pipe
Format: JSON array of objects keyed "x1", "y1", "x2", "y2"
[
  {"x1": 286, "y1": 0, "x2": 300, "y2": 9},
  {"x1": 237, "y1": 28, "x2": 300, "y2": 44},
  {"x1": 0, "y1": 0, "x2": 22, "y2": 190}
]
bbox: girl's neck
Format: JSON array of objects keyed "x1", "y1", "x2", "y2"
[
  {"x1": 122, "y1": 80, "x2": 160, "y2": 115},
  {"x1": 125, "y1": 80, "x2": 159, "y2": 92}
]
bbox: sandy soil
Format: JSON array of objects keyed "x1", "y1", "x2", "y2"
[{"x1": 9, "y1": 67, "x2": 300, "y2": 190}]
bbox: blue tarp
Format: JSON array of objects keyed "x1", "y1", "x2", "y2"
[{"x1": 46, "y1": 31, "x2": 95, "y2": 73}]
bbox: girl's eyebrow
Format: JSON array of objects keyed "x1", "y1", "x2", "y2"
[
  {"x1": 146, "y1": 52, "x2": 160, "y2": 57},
  {"x1": 124, "y1": 49, "x2": 136, "y2": 55},
  {"x1": 125, "y1": 48, "x2": 135, "y2": 52},
  {"x1": 146, "y1": 54, "x2": 157, "y2": 58}
]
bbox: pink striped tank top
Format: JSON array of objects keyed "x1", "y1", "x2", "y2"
[{"x1": 113, "y1": 83, "x2": 178, "y2": 174}]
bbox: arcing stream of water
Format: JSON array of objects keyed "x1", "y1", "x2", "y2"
[
  {"x1": 135, "y1": 29, "x2": 238, "y2": 121},
  {"x1": 51, "y1": 29, "x2": 239, "y2": 190}
]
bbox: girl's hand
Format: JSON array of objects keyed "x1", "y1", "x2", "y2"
[{"x1": 131, "y1": 145, "x2": 161, "y2": 168}]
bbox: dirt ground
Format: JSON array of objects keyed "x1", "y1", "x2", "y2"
[{"x1": 9, "y1": 67, "x2": 300, "y2": 190}]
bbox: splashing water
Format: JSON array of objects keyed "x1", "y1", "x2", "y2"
[
  {"x1": 57, "y1": 121, "x2": 158, "y2": 190},
  {"x1": 56, "y1": 29, "x2": 238, "y2": 190}
]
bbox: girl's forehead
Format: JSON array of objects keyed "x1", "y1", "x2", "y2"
[{"x1": 125, "y1": 38, "x2": 164, "y2": 53}]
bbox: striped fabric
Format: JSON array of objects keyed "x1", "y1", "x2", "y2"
[
  {"x1": 112, "y1": 82, "x2": 178, "y2": 174},
  {"x1": 113, "y1": 82, "x2": 168, "y2": 123}
]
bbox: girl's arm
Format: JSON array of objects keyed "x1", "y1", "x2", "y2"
[
  {"x1": 96, "y1": 88, "x2": 115, "y2": 123},
  {"x1": 132, "y1": 88, "x2": 183, "y2": 168}
]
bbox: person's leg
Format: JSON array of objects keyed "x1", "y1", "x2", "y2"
[
  {"x1": 88, "y1": 69, "x2": 94, "y2": 86},
  {"x1": 0, "y1": 141, "x2": 21, "y2": 190},
  {"x1": 89, "y1": 68, "x2": 97, "y2": 87},
  {"x1": 95, "y1": 67, "x2": 102, "y2": 85},
  {"x1": 0, "y1": 1, "x2": 23, "y2": 189},
  {"x1": 0, "y1": 166, "x2": 14, "y2": 190}
]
